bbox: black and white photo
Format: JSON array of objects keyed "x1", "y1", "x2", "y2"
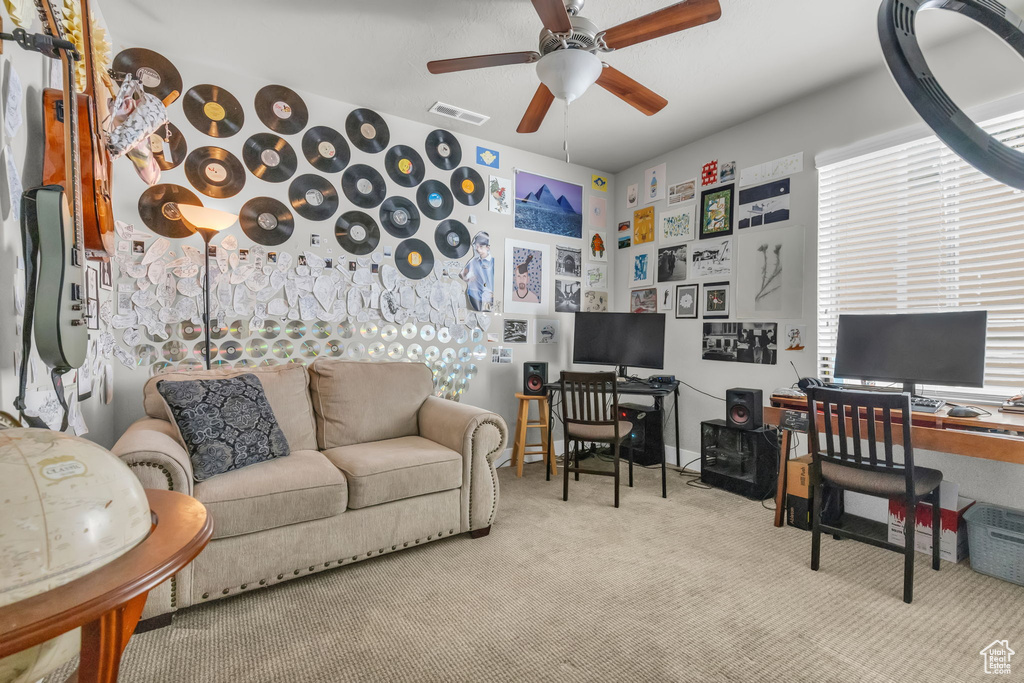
[
  {"x1": 702, "y1": 322, "x2": 777, "y2": 364},
  {"x1": 503, "y1": 318, "x2": 529, "y2": 343},
  {"x1": 555, "y1": 244, "x2": 582, "y2": 278},
  {"x1": 554, "y1": 279, "x2": 581, "y2": 313},
  {"x1": 657, "y1": 244, "x2": 688, "y2": 282}
]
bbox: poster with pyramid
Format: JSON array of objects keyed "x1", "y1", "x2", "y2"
[{"x1": 514, "y1": 170, "x2": 584, "y2": 239}]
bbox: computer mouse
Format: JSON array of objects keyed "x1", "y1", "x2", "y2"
[{"x1": 947, "y1": 406, "x2": 984, "y2": 418}]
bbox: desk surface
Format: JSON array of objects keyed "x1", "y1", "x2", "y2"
[{"x1": 544, "y1": 379, "x2": 679, "y2": 397}]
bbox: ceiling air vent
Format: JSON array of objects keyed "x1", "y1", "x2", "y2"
[{"x1": 428, "y1": 102, "x2": 490, "y2": 126}]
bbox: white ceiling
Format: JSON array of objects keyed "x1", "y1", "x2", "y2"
[{"x1": 102, "y1": 0, "x2": 1023, "y2": 173}]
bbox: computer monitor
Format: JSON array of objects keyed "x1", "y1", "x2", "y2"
[
  {"x1": 834, "y1": 310, "x2": 987, "y2": 394},
  {"x1": 573, "y1": 312, "x2": 666, "y2": 378}
]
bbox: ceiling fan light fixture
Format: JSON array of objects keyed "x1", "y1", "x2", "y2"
[{"x1": 536, "y1": 49, "x2": 603, "y2": 103}]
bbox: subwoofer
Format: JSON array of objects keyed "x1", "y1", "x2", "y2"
[
  {"x1": 726, "y1": 388, "x2": 763, "y2": 431},
  {"x1": 523, "y1": 362, "x2": 548, "y2": 396}
]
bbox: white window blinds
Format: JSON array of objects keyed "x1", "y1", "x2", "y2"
[{"x1": 817, "y1": 109, "x2": 1024, "y2": 395}]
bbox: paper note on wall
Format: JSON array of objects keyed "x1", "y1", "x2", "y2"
[{"x1": 4, "y1": 66, "x2": 23, "y2": 139}]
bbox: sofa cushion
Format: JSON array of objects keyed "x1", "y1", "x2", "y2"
[
  {"x1": 194, "y1": 450, "x2": 347, "y2": 539},
  {"x1": 308, "y1": 359, "x2": 433, "y2": 449},
  {"x1": 323, "y1": 436, "x2": 462, "y2": 509},
  {"x1": 143, "y1": 364, "x2": 318, "y2": 452}
]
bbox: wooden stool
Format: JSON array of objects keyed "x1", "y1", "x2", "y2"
[{"x1": 511, "y1": 393, "x2": 555, "y2": 478}]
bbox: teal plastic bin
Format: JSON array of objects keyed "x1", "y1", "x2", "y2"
[{"x1": 963, "y1": 503, "x2": 1024, "y2": 586}]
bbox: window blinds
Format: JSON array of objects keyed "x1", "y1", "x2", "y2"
[{"x1": 817, "y1": 110, "x2": 1024, "y2": 395}]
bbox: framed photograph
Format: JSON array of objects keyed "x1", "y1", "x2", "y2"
[
  {"x1": 630, "y1": 287, "x2": 657, "y2": 313},
  {"x1": 643, "y1": 162, "x2": 666, "y2": 205},
  {"x1": 667, "y1": 179, "x2": 696, "y2": 206},
  {"x1": 85, "y1": 265, "x2": 100, "y2": 330},
  {"x1": 631, "y1": 250, "x2": 653, "y2": 287},
  {"x1": 99, "y1": 261, "x2": 113, "y2": 290},
  {"x1": 656, "y1": 244, "x2": 687, "y2": 283},
  {"x1": 675, "y1": 284, "x2": 699, "y2": 319},
  {"x1": 588, "y1": 230, "x2": 608, "y2": 262},
  {"x1": 702, "y1": 322, "x2": 778, "y2": 365},
  {"x1": 699, "y1": 184, "x2": 735, "y2": 239},
  {"x1": 554, "y1": 279, "x2": 581, "y2": 313},
  {"x1": 514, "y1": 169, "x2": 583, "y2": 238},
  {"x1": 703, "y1": 281, "x2": 730, "y2": 319},
  {"x1": 503, "y1": 318, "x2": 529, "y2": 343},
  {"x1": 504, "y1": 238, "x2": 551, "y2": 314}
]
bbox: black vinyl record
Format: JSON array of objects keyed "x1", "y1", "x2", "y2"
[
  {"x1": 152, "y1": 122, "x2": 187, "y2": 171},
  {"x1": 395, "y1": 239, "x2": 434, "y2": 280},
  {"x1": 449, "y1": 166, "x2": 485, "y2": 206},
  {"x1": 424, "y1": 129, "x2": 462, "y2": 170},
  {"x1": 112, "y1": 48, "x2": 183, "y2": 105},
  {"x1": 416, "y1": 179, "x2": 454, "y2": 221},
  {"x1": 302, "y1": 126, "x2": 350, "y2": 174},
  {"x1": 138, "y1": 184, "x2": 203, "y2": 238},
  {"x1": 379, "y1": 196, "x2": 420, "y2": 238},
  {"x1": 182, "y1": 84, "x2": 244, "y2": 138},
  {"x1": 434, "y1": 219, "x2": 471, "y2": 259},
  {"x1": 384, "y1": 145, "x2": 425, "y2": 187},
  {"x1": 242, "y1": 133, "x2": 297, "y2": 183},
  {"x1": 240, "y1": 197, "x2": 294, "y2": 246},
  {"x1": 335, "y1": 211, "x2": 381, "y2": 255},
  {"x1": 254, "y1": 84, "x2": 309, "y2": 135},
  {"x1": 341, "y1": 164, "x2": 387, "y2": 209},
  {"x1": 345, "y1": 108, "x2": 390, "y2": 154},
  {"x1": 288, "y1": 174, "x2": 339, "y2": 221},
  {"x1": 184, "y1": 146, "x2": 246, "y2": 198}
]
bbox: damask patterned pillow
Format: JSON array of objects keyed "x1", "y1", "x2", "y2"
[{"x1": 157, "y1": 373, "x2": 290, "y2": 482}]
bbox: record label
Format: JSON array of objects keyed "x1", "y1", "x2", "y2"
[
  {"x1": 261, "y1": 149, "x2": 281, "y2": 167},
  {"x1": 319, "y1": 142, "x2": 336, "y2": 158},
  {"x1": 346, "y1": 108, "x2": 390, "y2": 154},
  {"x1": 356, "y1": 178, "x2": 372, "y2": 195},
  {"x1": 273, "y1": 101, "x2": 292, "y2": 119},
  {"x1": 408, "y1": 251, "x2": 423, "y2": 267},
  {"x1": 360, "y1": 123, "x2": 376, "y2": 139},
  {"x1": 462, "y1": 179, "x2": 475, "y2": 194},
  {"x1": 204, "y1": 162, "x2": 227, "y2": 182},
  {"x1": 258, "y1": 213, "x2": 278, "y2": 229},
  {"x1": 184, "y1": 84, "x2": 244, "y2": 138},
  {"x1": 204, "y1": 102, "x2": 225, "y2": 121},
  {"x1": 138, "y1": 67, "x2": 161, "y2": 88},
  {"x1": 429, "y1": 193, "x2": 442, "y2": 207},
  {"x1": 289, "y1": 174, "x2": 339, "y2": 221},
  {"x1": 241, "y1": 197, "x2": 294, "y2": 246},
  {"x1": 307, "y1": 190, "x2": 324, "y2": 205},
  {"x1": 398, "y1": 159, "x2": 413, "y2": 174}
]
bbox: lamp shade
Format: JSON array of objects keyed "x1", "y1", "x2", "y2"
[
  {"x1": 535, "y1": 49, "x2": 603, "y2": 103},
  {"x1": 178, "y1": 205, "x2": 238, "y2": 232}
]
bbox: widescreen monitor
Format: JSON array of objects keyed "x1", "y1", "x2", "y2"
[{"x1": 573, "y1": 312, "x2": 666, "y2": 377}]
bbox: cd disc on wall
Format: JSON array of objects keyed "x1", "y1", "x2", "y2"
[
  {"x1": 335, "y1": 211, "x2": 381, "y2": 255},
  {"x1": 395, "y1": 238, "x2": 434, "y2": 280},
  {"x1": 183, "y1": 84, "x2": 244, "y2": 138},
  {"x1": 341, "y1": 164, "x2": 387, "y2": 209},
  {"x1": 384, "y1": 145, "x2": 425, "y2": 187},
  {"x1": 242, "y1": 133, "x2": 297, "y2": 183},
  {"x1": 254, "y1": 84, "x2": 309, "y2": 135},
  {"x1": 185, "y1": 146, "x2": 246, "y2": 198},
  {"x1": 424, "y1": 129, "x2": 462, "y2": 170},
  {"x1": 379, "y1": 196, "x2": 420, "y2": 238},
  {"x1": 416, "y1": 180, "x2": 454, "y2": 221},
  {"x1": 289, "y1": 174, "x2": 339, "y2": 221},
  {"x1": 112, "y1": 48, "x2": 183, "y2": 105},
  {"x1": 345, "y1": 108, "x2": 390, "y2": 154},
  {"x1": 450, "y1": 166, "x2": 484, "y2": 206},
  {"x1": 138, "y1": 184, "x2": 203, "y2": 238},
  {"x1": 152, "y1": 122, "x2": 187, "y2": 171},
  {"x1": 240, "y1": 196, "x2": 294, "y2": 246},
  {"x1": 434, "y1": 220, "x2": 470, "y2": 258},
  {"x1": 302, "y1": 126, "x2": 350, "y2": 174}
]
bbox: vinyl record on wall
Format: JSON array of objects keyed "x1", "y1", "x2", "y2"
[
  {"x1": 138, "y1": 184, "x2": 203, "y2": 238},
  {"x1": 434, "y1": 219, "x2": 470, "y2": 258},
  {"x1": 449, "y1": 166, "x2": 485, "y2": 206},
  {"x1": 384, "y1": 145, "x2": 425, "y2": 187},
  {"x1": 288, "y1": 174, "x2": 339, "y2": 221},
  {"x1": 395, "y1": 238, "x2": 434, "y2": 280},
  {"x1": 254, "y1": 84, "x2": 309, "y2": 135},
  {"x1": 345, "y1": 108, "x2": 390, "y2": 154},
  {"x1": 182, "y1": 84, "x2": 245, "y2": 138},
  {"x1": 239, "y1": 196, "x2": 295, "y2": 246},
  {"x1": 152, "y1": 122, "x2": 187, "y2": 171},
  {"x1": 302, "y1": 125, "x2": 350, "y2": 174},
  {"x1": 184, "y1": 146, "x2": 246, "y2": 198},
  {"x1": 424, "y1": 129, "x2": 462, "y2": 170},
  {"x1": 416, "y1": 179, "x2": 454, "y2": 221},
  {"x1": 335, "y1": 211, "x2": 381, "y2": 255},
  {"x1": 341, "y1": 164, "x2": 387, "y2": 209},
  {"x1": 112, "y1": 48, "x2": 183, "y2": 105},
  {"x1": 379, "y1": 196, "x2": 420, "y2": 238},
  {"x1": 242, "y1": 132, "x2": 298, "y2": 183}
]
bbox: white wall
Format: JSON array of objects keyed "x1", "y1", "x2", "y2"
[{"x1": 611, "y1": 29, "x2": 1024, "y2": 509}]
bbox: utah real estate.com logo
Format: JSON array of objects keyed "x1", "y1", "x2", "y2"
[{"x1": 980, "y1": 640, "x2": 1014, "y2": 675}]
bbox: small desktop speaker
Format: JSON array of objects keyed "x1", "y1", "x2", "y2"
[
  {"x1": 726, "y1": 388, "x2": 763, "y2": 431},
  {"x1": 523, "y1": 362, "x2": 548, "y2": 396}
]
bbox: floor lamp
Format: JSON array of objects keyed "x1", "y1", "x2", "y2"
[{"x1": 178, "y1": 205, "x2": 238, "y2": 370}]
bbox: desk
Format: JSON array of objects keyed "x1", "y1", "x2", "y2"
[{"x1": 766, "y1": 393, "x2": 1024, "y2": 527}]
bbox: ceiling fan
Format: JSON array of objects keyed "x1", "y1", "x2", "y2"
[{"x1": 427, "y1": 0, "x2": 722, "y2": 134}]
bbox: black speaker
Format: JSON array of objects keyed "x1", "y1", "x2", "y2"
[
  {"x1": 726, "y1": 388, "x2": 763, "y2": 431},
  {"x1": 523, "y1": 362, "x2": 548, "y2": 396},
  {"x1": 620, "y1": 403, "x2": 664, "y2": 466}
]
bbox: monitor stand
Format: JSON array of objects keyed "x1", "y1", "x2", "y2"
[
  {"x1": 617, "y1": 365, "x2": 630, "y2": 382},
  {"x1": 902, "y1": 382, "x2": 917, "y2": 397}
]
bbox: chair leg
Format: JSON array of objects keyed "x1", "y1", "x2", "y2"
[
  {"x1": 810, "y1": 482, "x2": 823, "y2": 571},
  {"x1": 931, "y1": 489, "x2": 941, "y2": 571},
  {"x1": 562, "y1": 437, "x2": 571, "y2": 502},
  {"x1": 574, "y1": 443, "x2": 580, "y2": 481},
  {"x1": 628, "y1": 444, "x2": 634, "y2": 487},
  {"x1": 613, "y1": 441, "x2": 620, "y2": 508},
  {"x1": 904, "y1": 500, "x2": 916, "y2": 604}
]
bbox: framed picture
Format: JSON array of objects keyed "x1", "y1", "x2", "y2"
[
  {"x1": 99, "y1": 261, "x2": 113, "y2": 290},
  {"x1": 667, "y1": 179, "x2": 696, "y2": 206},
  {"x1": 702, "y1": 322, "x2": 778, "y2": 365},
  {"x1": 85, "y1": 265, "x2": 100, "y2": 331},
  {"x1": 630, "y1": 287, "x2": 657, "y2": 313},
  {"x1": 703, "y1": 281, "x2": 730, "y2": 319},
  {"x1": 514, "y1": 169, "x2": 583, "y2": 239},
  {"x1": 699, "y1": 183, "x2": 735, "y2": 239},
  {"x1": 675, "y1": 284, "x2": 699, "y2": 319},
  {"x1": 631, "y1": 250, "x2": 653, "y2": 287},
  {"x1": 656, "y1": 244, "x2": 688, "y2": 283},
  {"x1": 503, "y1": 238, "x2": 551, "y2": 314}
]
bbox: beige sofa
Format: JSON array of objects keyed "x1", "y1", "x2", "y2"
[{"x1": 113, "y1": 360, "x2": 507, "y2": 620}]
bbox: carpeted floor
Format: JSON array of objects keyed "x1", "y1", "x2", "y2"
[{"x1": 62, "y1": 462, "x2": 1024, "y2": 682}]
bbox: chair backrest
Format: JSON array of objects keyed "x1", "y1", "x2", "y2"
[
  {"x1": 559, "y1": 371, "x2": 619, "y2": 429},
  {"x1": 805, "y1": 386, "x2": 915, "y2": 481}
]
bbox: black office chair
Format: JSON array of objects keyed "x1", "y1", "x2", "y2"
[{"x1": 806, "y1": 386, "x2": 942, "y2": 603}]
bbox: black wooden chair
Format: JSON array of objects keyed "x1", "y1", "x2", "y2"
[
  {"x1": 559, "y1": 371, "x2": 634, "y2": 508},
  {"x1": 806, "y1": 386, "x2": 943, "y2": 603}
]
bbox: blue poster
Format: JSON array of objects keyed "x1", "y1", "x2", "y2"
[{"x1": 476, "y1": 146, "x2": 500, "y2": 168}]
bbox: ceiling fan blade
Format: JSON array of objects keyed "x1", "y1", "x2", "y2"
[
  {"x1": 596, "y1": 65, "x2": 668, "y2": 116},
  {"x1": 531, "y1": 0, "x2": 573, "y2": 33},
  {"x1": 427, "y1": 51, "x2": 540, "y2": 74},
  {"x1": 517, "y1": 84, "x2": 555, "y2": 134},
  {"x1": 600, "y1": 0, "x2": 722, "y2": 50}
]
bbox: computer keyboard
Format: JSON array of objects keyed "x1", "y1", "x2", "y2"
[{"x1": 910, "y1": 396, "x2": 946, "y2": 413}]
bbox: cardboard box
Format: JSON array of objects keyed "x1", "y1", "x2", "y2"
[
  {"x1": 888, "y1": 481, "x2": 976, "y2": 563},
  {"x1": 786, "y1": 455, "x2": 843, "y2": 531}
]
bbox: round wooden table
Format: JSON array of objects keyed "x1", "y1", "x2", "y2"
[{"x1": 0, "y1": 489, "x2": 213, "y2": 682}]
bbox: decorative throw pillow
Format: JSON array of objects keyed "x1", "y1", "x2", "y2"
[{"x1": 157, "y1": 373, "x2": 290, "y2": 482}]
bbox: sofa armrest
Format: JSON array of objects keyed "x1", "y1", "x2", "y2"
[
  {"x1": 418, "y1": 396, "x2": 507, "y2": 533},
  {"x1": 112, "y1": 418, "x2": 194, "y2": 497}
]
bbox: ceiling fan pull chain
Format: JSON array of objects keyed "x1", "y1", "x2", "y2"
[{"x1": 564, "y1": 99, "x2": 570, "y2": 164}]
